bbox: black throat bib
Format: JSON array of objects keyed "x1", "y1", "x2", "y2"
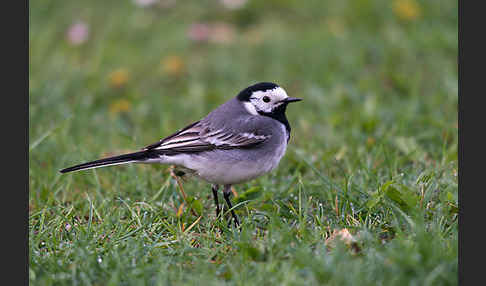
[{"x1": 258, "y1": 103, "x2": 291, "y2": 142}]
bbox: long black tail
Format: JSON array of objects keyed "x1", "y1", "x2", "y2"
[{"x1": 60, "y1": 150, "x2": 160, "y2": 174}]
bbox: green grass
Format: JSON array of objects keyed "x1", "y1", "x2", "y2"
[{"x1": 29, "y1": 0, "x2": 458, "y2": 285}]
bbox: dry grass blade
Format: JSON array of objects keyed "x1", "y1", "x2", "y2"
[
  {"x1": 170, "y1": 166, "x2": 198, "y2": 217},
  {"x1": 185, "y1": 216, "x2": 202, "y2": 233},
  {"x1": 177, "y1": 202, "x2": 185, "y2": 217}
]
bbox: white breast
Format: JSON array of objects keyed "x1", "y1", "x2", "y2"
[{"x1": 264, "y1": 123, "x2": 288, "y2": 172}]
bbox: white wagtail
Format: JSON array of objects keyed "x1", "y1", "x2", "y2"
[{"x1": 60, "y1": 82, "x2": 302, "y2": 226}]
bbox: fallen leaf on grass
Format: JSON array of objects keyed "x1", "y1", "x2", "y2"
[
  {"x1": 392, "y1": 0, "x2": 421, "y2": 21},
  {"x1": 325, "y1": 228, "x2": 361, "y2": 253},
  {"x1": 231, "y1": 186, "x2": 238, "y2": 197},
  {"x1": 108, "y1": 68, "x2": 130, "y2": 88},
  {"x1": 161, "y1": 55, "x2": 185, "y2": 77},
  {"x1": 176, "y1": 202, "x2": 185, "y2": 217},
  {"x1": 109, "y1": 99, "x2": 132, "y2": 115}
]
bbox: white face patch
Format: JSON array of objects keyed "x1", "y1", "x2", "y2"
[
  {"x1": 243, "y1": 101, "x2": 259, "y2": 115},
  {"x1": 247, "y1": 86, "x2": 289, "y2": 114}
]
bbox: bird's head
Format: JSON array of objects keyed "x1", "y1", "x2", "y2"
[{"x1": 237, "y1": 82, "x2": 302, "y2": 116}]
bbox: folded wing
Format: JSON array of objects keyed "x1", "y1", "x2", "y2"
[{"x1": 143, "y1": 120, "x2": 270, "y2": 154}]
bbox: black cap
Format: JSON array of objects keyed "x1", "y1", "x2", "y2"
[{"x1": 236, "y1": 82, "x2": 279, "y2": 101}]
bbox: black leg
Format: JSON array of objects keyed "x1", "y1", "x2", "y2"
[
  {"x1": 211, "y1": 184, "x2": 220, "y2": 218},
  {"x1": 223, "y1": 185, "x2": 240, "y2": 227}
]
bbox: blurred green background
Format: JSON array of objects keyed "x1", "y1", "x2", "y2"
[{"x1": 30, "y1": 0, "x2": 457, "y2": 285}]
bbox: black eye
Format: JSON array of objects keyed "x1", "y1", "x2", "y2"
[{"x1": 262, "y1": 96, "x2": 270, "y2": 103}]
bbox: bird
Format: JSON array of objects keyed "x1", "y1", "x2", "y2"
[{"x1": 60, "y1": 82, "x2": 302, "y2": 227}]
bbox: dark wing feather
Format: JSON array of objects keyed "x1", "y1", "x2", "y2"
[
  {"x1": 143, "y1": 121, "x2": 202, "y2": 150},
  {"x1": 143, "y1": 120, "x2": 270, "y2": 154}
]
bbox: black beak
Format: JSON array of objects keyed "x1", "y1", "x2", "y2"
[{"x1": 281, "y1": 97, "x2": 302, "y2": 103}]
